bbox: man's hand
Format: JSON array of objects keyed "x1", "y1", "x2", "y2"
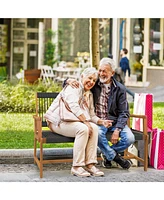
[
  {"x1": 110, "y1": 129, "x2": 120, "y2": 144},
  {"x1": 67, "y1": 79, "x2": 79, "y2": 88}
]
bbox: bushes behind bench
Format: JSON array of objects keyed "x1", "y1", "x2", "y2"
[{"x1": 0, "y1": 81, "x2": 62, "y2": 112}]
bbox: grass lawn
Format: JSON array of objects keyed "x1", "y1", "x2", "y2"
[
  {"x1": 0, "y1": 102, "x2": 164, "y2": 149},
  {"x1": 0, "y1": 113, "x2": 73, "y2": 149}
]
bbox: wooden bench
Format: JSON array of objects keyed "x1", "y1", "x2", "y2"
[{"x1": 33, "y1": 92, "x2": 149, "y2": 178}]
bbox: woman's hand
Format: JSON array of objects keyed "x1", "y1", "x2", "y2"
[
  {"x1": 102, "y1": 120, "x2": 113, "y2": 128},
  {"x1": 84, "y1": 121, "x2": 93, "y2": 137},
  {"x1": 78, "y1": 115, "x2": 93, "y2": 136},
  {"x1": 67, "y1": 79, "x2": 79, "y2": 88}
]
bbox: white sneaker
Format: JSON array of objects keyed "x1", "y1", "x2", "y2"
[
  {"x1": 71, "y1": 167, "x2": 91, "y2": 177},
  {"x1": 86, "y1": 166, "x2": 104, "y2": 177}
]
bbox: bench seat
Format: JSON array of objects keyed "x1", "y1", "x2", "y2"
[{"x1": 42, "y1": 129, "x2": 143, "y2": 144}]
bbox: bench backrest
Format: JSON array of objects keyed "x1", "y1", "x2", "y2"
[
  {"x1": 36, "y1": 92, "x2": 59, "y2": 127},
  {"x1": 35, "y1": 92, "x2": 146, "y2": 142}
]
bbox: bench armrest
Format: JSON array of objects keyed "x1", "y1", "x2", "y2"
[
  {"x1": 130, "y1": 114, "x2": 147, "y2": 119},
  {"x1": 128, "y1": 114, "x2": 148, "y2": 136},
  {"x1": 33, "y1": 115, "x2": 43, "y2": 141}
]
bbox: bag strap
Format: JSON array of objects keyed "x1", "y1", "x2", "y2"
[
  {"x1": 59, "y1": 96, "x2": 91, "y2": 122},
  {"x1": 60, "y1": 96, "x2": 73, "y2": 113},
  {"x1": 59, "y1": 83, "x2": 90, "y2": 120},
  {"x1": 59, "y1": 97, "x2": 81, "y2": 122}
]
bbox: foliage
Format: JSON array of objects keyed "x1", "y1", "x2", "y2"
[
  {"x1": 152, "y1": 102, "x2": 164, "y2": 128},
  {"x1": 129, "y1": 102, "x2": 164, "y2": 129},
  {"x1": 0, "y1": 79, "x2": 62, "y2": 113},
  {"x1": 0, "y1": 66, "x2": 7, "y2": 82},
  {"x1": 58, "y1": 19, "x2": 74, "y2": 62},
  {"x1": 44, "y1": 29, "x2": 57, "y2": 67},
  {"x1": 133, "y1": 61, "x2": 143, "y2": 71}
]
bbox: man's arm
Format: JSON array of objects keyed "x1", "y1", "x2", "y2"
[
  {"x1": 62, "y1": 78, "x2": 68, "y2": 88},
  {"x1": 110, "y1": 88, "x2": 130, "y2": 144},
  {"x1": 63, "y1": 78, "x2": 79, "y2": 88}
]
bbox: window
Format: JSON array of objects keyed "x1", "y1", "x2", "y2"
[
  {"x1": 13, "y1": 18, "x2": 26, "y2": 28},
  {"x1": 27, "y1": 19, "x2": 43, "y2": 28},
  {"x1": 149, "y1": 18, "x2": 161, "y2": 66},
  {"x1": 27, "y1": 32, "x2": 38, "y2": 40},
  {"x1": 27, "y1": 44, "x2": 38, "y2": 69},
  {"x1": 130, "y1": 18, "x2": 144, "y2": 81}
]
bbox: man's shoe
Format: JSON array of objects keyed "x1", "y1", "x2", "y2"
[
  {"x1": 100, "y1": 153, "x2": 112, "y2": 168},
  {"x1": 113, "y1": 154, "x2": 132, "y2": 169}
]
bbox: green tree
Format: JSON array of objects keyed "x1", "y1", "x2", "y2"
[{"x1": 44, "y1": 29, "x2": 57, "y2": 67}]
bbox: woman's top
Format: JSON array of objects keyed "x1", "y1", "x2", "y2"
[{"x1": 44, "y1": 82, "x2": 100, "y2": 126}]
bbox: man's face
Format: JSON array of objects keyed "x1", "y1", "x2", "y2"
[{"x1": 98, "y1": 64, "x2": 114, "y2": 84}]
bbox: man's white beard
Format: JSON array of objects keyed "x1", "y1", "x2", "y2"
[{"x1": 99, "y1": 76, "x2": 110, "y2": 83}]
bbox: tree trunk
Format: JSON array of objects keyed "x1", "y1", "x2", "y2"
[{"x1": 91, "y1": 18, "x2": 100, "y2": 69}]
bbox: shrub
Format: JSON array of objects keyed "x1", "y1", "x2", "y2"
[{"x1": 0, "y1": 80, "x2": 62, "y2": 113}]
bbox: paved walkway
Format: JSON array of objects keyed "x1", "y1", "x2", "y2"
[
  {"x1": 1, "y1": 163, "x2": 163, "y2": 200},
  {"x1": 0, "y1": 162, "x2": 164, "y2": 182}
]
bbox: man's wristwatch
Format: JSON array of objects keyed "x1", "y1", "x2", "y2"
[{"x1": 115, "y1": 128, "x2": 122, "y2": 133}]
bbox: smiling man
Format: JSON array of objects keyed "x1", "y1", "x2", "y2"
[{"x1": 92, "y1": 57, "x2": 135, "y2": 169}]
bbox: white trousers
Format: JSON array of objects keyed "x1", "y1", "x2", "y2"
[{"x1": 49, "y1": 121, "x2": 98, "y2": 167}]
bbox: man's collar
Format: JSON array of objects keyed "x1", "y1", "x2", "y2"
[{"x1": 98, "y1": 78, "x2": 117, "y2": 88}]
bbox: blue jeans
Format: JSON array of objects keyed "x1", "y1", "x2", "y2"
[{"x1": 98, "y1": 125, "x2": 135, "y2": 161}]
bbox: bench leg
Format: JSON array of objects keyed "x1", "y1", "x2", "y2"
[
  {"x1": 40, "y1": 141, "x2": 43, "y2": 178},
  {"x1": 144, "y1": 134, "x2": 149, "y2": 171},
  {"x1": 124, "y1": 148, "x2": 128, "y2": 157},
  {"x1": 34, "y1": 138, "x2": 37, "y2": 164}
]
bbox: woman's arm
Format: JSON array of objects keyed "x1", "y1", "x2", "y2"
[{"x1": 89, "y1": 92, "x2": 113, "y2": 128}]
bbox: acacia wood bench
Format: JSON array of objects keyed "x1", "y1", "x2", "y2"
[{"x1": 33, "y1": 92, "x2": 149, "y2": 178}]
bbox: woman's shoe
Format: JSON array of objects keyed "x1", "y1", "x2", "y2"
[
  {"x1": 86, "y1": 166, "x2": 104, "y2": 177},
  {"x1": 71, "y1": 167, "x2": 91, "y2": 177}
]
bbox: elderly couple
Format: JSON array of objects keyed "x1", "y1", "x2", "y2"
[{"x1": 44, "y1": 57, "x2": 135, "y2": 177}]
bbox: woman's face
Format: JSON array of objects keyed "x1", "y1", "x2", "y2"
[{"x1": 81, "y1": 73, "x2": 97, "y2": 91}]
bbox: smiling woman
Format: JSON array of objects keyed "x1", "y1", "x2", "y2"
[{"x1": 44, "y1": 67, "x2": 113, "y2": 177}]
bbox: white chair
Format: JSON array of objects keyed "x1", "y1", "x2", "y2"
[
  {"x1": 40, "y1": 65, "x2": 56, "y2": 84},
  {"x1": 62, "y1": 68, "x2": 81, "y2": 80}
]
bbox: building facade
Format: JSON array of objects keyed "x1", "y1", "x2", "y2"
[
  {"x1": 0, "y1": 18, "x2": 164, "y2": 88},
  {"x1": 116, "y1": 18, "x2": 164, "y2": 88}
]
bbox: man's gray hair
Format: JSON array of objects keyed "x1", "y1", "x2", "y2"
[
  {"x1": 81, "y1": 67, "x2": 98, "y2": 79},
  {"x1": 100, "y1": 57, "x2": 116, "y2": 71}
]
